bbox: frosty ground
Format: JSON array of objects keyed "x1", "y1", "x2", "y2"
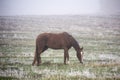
[{"x1": 0, "y1": 15, "x2": 120, "y2": 80}]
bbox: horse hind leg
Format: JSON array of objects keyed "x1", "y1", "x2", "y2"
[
  {"x1": 42, "y1": 46, "x2": 48, "y2": 52},
  {"x1": 36, "y1": 47, "x2": 48, "y2": 66},
  {"x1": 32, "y1": 45, "x2": 48, "y2": 66},
  {"x1": 32, "y1": 50, "x2": 41, "y2": 66},
  {"x1": 36, "y1": 50, "x2": 43, "y2": 66}
]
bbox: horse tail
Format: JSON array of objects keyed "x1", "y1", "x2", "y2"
[
  {"x1": 35, "y1": 42, "x2": 39, "y2": 58},
  {"x1": 32, "y1": 41, "x2": 39, "y2": 66}
]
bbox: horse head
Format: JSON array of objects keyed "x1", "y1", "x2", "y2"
[
  {"x1": 80, "y1": 47, "x2": 84, "y2": 55},
  {"x1": 77, "y1": 47, "x2": 84, "y2": 64}
]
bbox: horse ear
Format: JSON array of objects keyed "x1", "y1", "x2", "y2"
[{"x1": 80, "y1": 47, "x2": 83, "y2": 50}]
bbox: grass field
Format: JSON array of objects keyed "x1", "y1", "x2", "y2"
[{"x1": 0, "y1": 15, "x2": 120, "y2": 80}]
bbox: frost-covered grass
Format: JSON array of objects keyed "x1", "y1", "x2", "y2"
[
  {"x1": 0, "y1": 15, "x2": 120, "y2": 80},
  {"x1": 0, "y1": 59, "x2": 120, "y2": 80}
]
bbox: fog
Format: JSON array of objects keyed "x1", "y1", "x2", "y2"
[
  {"x1": 100, "y1": 0, "x2": 120, "y2": 14},
  {"x1": 0, "y1": 0, "x2": 120, "y2": 15}
]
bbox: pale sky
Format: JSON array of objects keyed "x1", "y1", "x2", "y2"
[{"x1": 0, "y1": 0, "x2": 120, "y2": 16}]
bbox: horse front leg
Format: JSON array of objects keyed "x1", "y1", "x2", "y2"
[
  {"x1": 64, "y1": 48, "x2": 69, "y2": 64},
  {"x1": 66, "y1": 53, "x2": 69, "y2": 64},
  {"x1": 64, "y1": 53, "x2": 66, "y2": 64}
]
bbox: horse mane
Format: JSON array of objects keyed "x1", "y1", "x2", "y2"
[{"x1": 62, "y1": 32, "x2": 80, "y2": 51}]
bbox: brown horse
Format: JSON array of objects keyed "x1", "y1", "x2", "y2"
[{"x1": 32, "y1": 32, "x2": 84, "y2": 66}]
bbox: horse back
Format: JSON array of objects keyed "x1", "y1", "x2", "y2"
[{"x1": 36, "y1": 32, "x2": 73, "y2": 49}]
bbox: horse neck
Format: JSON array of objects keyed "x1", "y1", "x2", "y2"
[{"x1": 72, "y1": 40, "x2": 80, "y2": 53}]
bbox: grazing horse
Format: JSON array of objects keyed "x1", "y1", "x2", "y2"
[{"x1": 32, "y1": 32, "x2": 84, "y2": 66}]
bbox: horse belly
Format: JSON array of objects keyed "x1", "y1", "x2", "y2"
[
  {"x1": 47, "y1": 42, "x2": 63, "y2": 49},
  {"x1": 46, "y1": 38, "x2": 64, "y2": 49}
]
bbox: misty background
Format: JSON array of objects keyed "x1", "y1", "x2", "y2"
[
  {"x1": 0, "y1": 0, "x2": 120, "y2": 16},
  {"x1": 0, "y1": 0, "x2": 120, "y2": 79}
]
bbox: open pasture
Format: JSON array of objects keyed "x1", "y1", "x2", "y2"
[{"x1": 0, "y1": 15, "x2": 120, "y2": 80}]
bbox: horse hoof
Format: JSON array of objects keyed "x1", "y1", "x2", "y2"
[
  {"x1": 80, "y1": 62, "x2": 83, "y2": 64},
  {"x1": 37, "y1": 64, "x2": 40, "y2": 66},
  {"x1": 64, "y1": 63, "x2": 67, "y2": 65},
  {"x1": 32, "y1": 63, "x2": 34, "y2": 66}
]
